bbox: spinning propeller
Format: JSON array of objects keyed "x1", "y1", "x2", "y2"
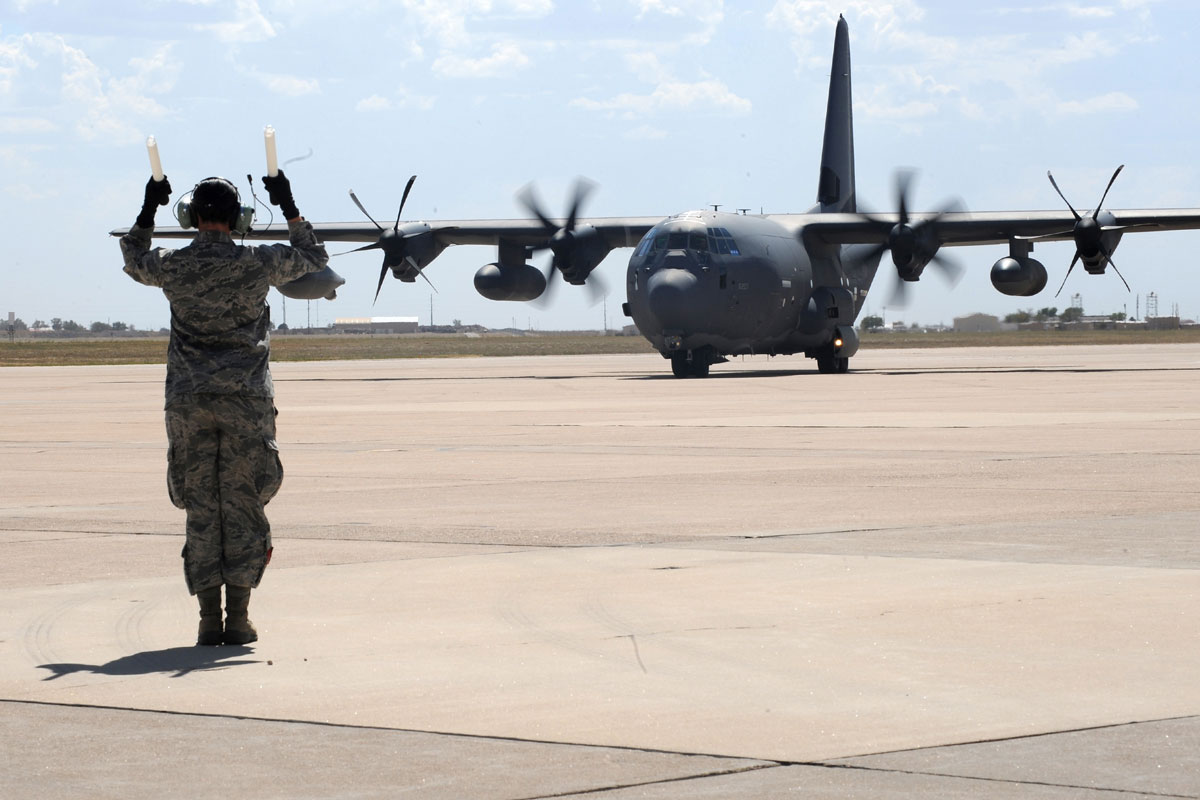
[
  {"x1": 516, "y1": 178, "x2": 608, "y2": 304},
  {"x1": 341, "y1": 175, "x2": 436, "y2": 303},
  {"x1": 846, "y1": 170, "x2": 964, "y2": 307},
  {"x1": 1021, "y1": 165, "x2": 1137, "y2": 297}
]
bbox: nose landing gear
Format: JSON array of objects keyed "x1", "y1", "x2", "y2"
[
  {"x1": 670, "y1": 349, "x2": 711, "y2": 378},
  {"x1": 815, "y1": 354, "x2": 850, "y2": 373}
]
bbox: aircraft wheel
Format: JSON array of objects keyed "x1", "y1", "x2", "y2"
[
  {"x1": 670, "y1": 351, "x2": 712, "y2": 378},
  {"x1": 816, "y1": 355, "x2": 849, "y2": 374},
  {"x1": 670, "y1": 352, "x2": 690, "y2": 378}
]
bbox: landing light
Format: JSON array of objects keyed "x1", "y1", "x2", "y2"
[{"x1": 833, "y1": 337, "x2": 844, "y2": 348}]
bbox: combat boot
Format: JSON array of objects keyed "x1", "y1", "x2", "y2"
[
  {"x1": 223, "y1": 584, "x2": 258, "y2": 645},
  {"x1": 196, "y1": 586, "x2": 223, "y2": 646}
]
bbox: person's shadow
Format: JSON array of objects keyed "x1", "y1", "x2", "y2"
[{"x1": 38, "y1": 646, "x2": 260, "y2": 681}]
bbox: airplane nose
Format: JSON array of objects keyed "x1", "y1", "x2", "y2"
[{"x1": 646, "y1": 267, "x2": 698, "y2": 330}]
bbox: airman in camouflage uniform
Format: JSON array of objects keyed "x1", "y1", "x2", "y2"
[{"x1": 121, "y1": 171, "x2": 327, "y2": 645}]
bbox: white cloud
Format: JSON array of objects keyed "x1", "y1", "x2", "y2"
[
  {"x1": 0, "y1": 34, "x2": 38, "y2": 94},
  {"x1": 0, "y1": 143, "x2": 49, "y2": 171},
  {"x1": 356, "y1": 94, "x2": 392, "y2": 112},
  {"x1": 255, "y1": 71, "x2": 320, "y2": 96},
  {"x1": 401, "y1": 0, "x2": 554, "y2": 50},
  {"x1": 572, "y1": 77, "x2": 750, "y2": 116},
  {"x1": 193, "y1": 0, "x2": 277, "y2": 43},
  {"x1": 769, "y1": 2, "x2": 1159, "y2": 132},
  {"x1": 633, "y1": 0, "x2": 724, "y2": 44},
  {"x1": 572, "y1": 43, "x2": 749, "y2": 119},
  {"x1": 625, "y1": 52, "x2": 671, "y2": 84},
  {"x1": 1065, "y1": 3, "x2": 1117, "y2": 18},
  {"x1": 624, "y1": 124, "x2": 668, "y2": 140},
  {"x1": 768, "y1": 0, "x2": 925, "y2": 53},
  {"x1": 2, "y1": 181, "x2": 56, "y2": 201},
  {"x1": 1057, "y1": 91, "x2": 1138, "y2": 114},
  {"x1": 0, "y1": 33, "x2": 174, "y2": 145},
  {"x1": 399, "y1": 0, "x2": 553, "y2": 77},
  {"x1": 433, "y1": 41, "x2": 530, "y2": 78},
  {"x1": 357, "y1": 84, "x2": 435, "y2": 111},
  {"x1": 0, "y1": 116, "x2": 59, "y2": 134}
]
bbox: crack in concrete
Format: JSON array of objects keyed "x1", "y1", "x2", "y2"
[{"x1": 510, "y1": 763, "x2": 783, "y2": 799}]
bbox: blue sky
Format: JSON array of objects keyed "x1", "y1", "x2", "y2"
[{"x1": 3, "y1": 0, "x2": 1199, "y2": 331}]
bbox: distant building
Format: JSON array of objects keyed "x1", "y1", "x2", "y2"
[
  {"x1": 953, "y1": 313, "x2": 1013, "y2": 333},
  {"x1": 332, "y1": 316, "x2": 419, "y2": 334},
  {"x1": 1146, "y1": 316, "x2": 1181, "y2": 330}
]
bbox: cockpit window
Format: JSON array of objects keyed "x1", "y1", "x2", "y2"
[
  {"x1": 635, "y1": 225, "x2": 729, "y2": 259},
  {"x1": 707, "y1": 227, "x2": 740, "y2": 256}
]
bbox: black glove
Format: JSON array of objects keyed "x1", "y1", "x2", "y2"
[
  {"x1": 262, "y1": 169, "x2": 299, "y2": 220},
  {"x1": 136, "y1": 176, "x2": 172, "y2": 228}
]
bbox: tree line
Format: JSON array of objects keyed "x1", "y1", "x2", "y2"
[{"x1": 7, "y1": 318, "x2": 147, "y2": 333}]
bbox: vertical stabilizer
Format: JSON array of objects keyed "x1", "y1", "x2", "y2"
[{"x1": 818, "y1": 15, "x2": 855, "y2": 213}]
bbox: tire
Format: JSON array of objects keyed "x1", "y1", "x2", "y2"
[{"x1": 671, "y1": 352, "x2": 690, "y2": 378}]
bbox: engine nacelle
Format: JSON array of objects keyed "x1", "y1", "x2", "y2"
[
  {"x1": 554, "y1": 224, "x2": 609, "y2": 285},
  {"x1": 277, "y1": 267, "x2": 346, "y2": 300},
  {"x1": 990, "y1": 256, "x2": 1047, "y2": 297},
  {"x1": 474, "y1": 263, "x2": 547, "y2": 302}
]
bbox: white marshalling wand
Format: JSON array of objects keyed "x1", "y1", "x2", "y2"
[
  {"x1": 146, "y1": 136, "x2": 164, "y2": 181},
  {"x1": 264, "y1": 125, "x2": 278, "y2": 177}
]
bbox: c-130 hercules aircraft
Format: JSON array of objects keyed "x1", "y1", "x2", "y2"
[{"x1": 121, "y1": 16, "x2": 1200, "y2": 377}]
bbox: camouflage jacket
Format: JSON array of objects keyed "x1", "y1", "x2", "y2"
[{"x1": 121, "y1": 219, "x2": 328, "y2": 401}]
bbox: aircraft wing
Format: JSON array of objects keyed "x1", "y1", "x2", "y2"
[
  {"x1": 798, "y1": 209, "x2": 1200, "y2": 247},
  {"x1": 110, "y1": 216, "x2": 663, "y2": 302},
  {"x1": 110, "y1": 216, "x2": 662, "y2": 248}
]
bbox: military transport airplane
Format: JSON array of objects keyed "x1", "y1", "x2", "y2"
[{"x1": 115, "y1": 16, "x2": 1200, "y2": 378}]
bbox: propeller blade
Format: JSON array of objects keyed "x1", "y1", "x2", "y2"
[
  {"x1": 843, "y1": 241, "x2": 889, "y2": 270},
  {"x1": 1098, "y1": 245, "x2": 1131, "y2": 292},
  {"x1": 395, "y1": 175, "x2": 417, "y2": 230},
  {"x1": 1054, "y1": 251, "x2": 1082, "y2": 298},
  {"x1": 349, "y1": 190, "x2": 384, "y2": 231},
  {"x1": 408, "y1": 255, "x2": 437, "y2": 293},
  {"x1": 335, "y1": 242, "x2": 383, "y2": 256},
  {"x1": 894, "y1": 169, "x2": 914, "y2": 225},
  {"x1": 929, "y1": 250, "x2": 964, "y2": 287},
  {"x1": 565, "y1": 177, "x2": 596, "y2": 231},
  {"x1": 517, "y1": 184, "x2": 558, "y2": 234},
  {"x1": 1046, "y1": 171, "x2": 1082, "y2": 221},
  {"x1": 530, "y1": 259, "x2": 558, "y2": 308},
  {"x1": 584, "y1": 269, "x2": 609, "y2": 305},
  {"x1": 1093, "y1": 164, "x2": 1124, "y2": 218},
  {"x1": 887, "y1": 275, "x2": 912, "y2": 308},
  {"x1": 1109, "y1": 261, "x2": 1131, "y2": 293},
  {"x1": 372, "y1": 260, "x2": 389, "y2": 305}
]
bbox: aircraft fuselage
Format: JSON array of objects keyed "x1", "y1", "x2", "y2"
[{"x1": 624, "y1": 210, "x2": 862, "y2": 369}]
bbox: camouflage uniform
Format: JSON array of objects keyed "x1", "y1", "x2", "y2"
[{"x1": 121, "y1": 219, "x2": 328, "y2": 594}]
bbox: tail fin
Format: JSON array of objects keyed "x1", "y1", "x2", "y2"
[{"x1": 817, "y1": 15, "x2": 856, "y2": 214}]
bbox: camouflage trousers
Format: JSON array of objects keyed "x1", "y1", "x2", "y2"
[{"x1": 165, "y1": 394, "x2": 283, "y2": 594}]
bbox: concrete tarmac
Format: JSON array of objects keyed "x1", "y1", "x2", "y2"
[{"x1": 2, "y1": 344, "x2": 1198, "y2": 798}]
